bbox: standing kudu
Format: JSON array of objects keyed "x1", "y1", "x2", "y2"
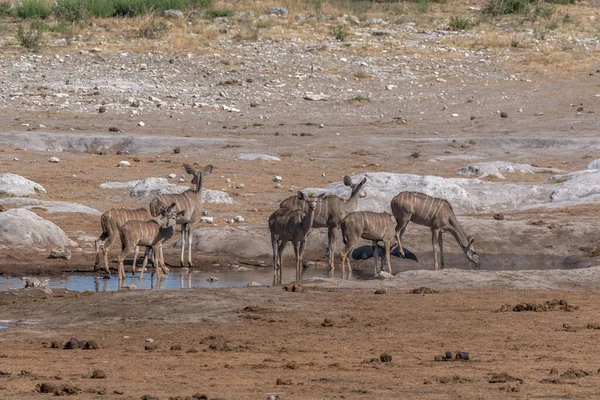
[
  {"x1": 279, "y1": 175, "x2": 367, "y2": 270},
  {"x1": 117, "y1": 202, "x2": 184, "y2": 281},
  {"x1": 339, "y1": 211, "x2": 397, "y2": 278},
  {"x1": 390, "y1": 192, "x2": 480, "y2": 271},
  {"x1": 95, "y1": 208, "x2": 151, "y2": 274},
  {"x1": 149, "y1": 164, "x2": 213, "y2": 268},
  {"x1": 269, "y1": 192, "x2": 325, "y2": 285}
]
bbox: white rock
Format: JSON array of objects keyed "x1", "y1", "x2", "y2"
[
  {"x1": 0, "y1": 173, "x2": 46, "y2": 196},
  {"x1": 0, "y1": 198, "x2": 100, "y2": 215},
  {"x1": 586, "y1": 159, "x2": 600, "y2": 169},
  {"x1": 238, "y1": 153, "x2": 281, "y2": 161},
  {"x1": 117, "y1": 161, "x2": 131, "y2": 167},
  {"x1": 273, "y1": 176, "x2": 283, "y2": 183},
  {"x1": 0, "y1": 208, "x2": 75, "y2": 246},
  {"x1": 233, "y1": 215, "x2": 245, "y2": 223},
  {"x1": 138, "y1": 121, "x2": 145, "y2": 127},
  {"x1": 145, "y1": 338, "x2": 154, "y2": 343},
  {"x1": 168, "y1": 173, "x2": 177, "y2": 179},
  {"x1": 23, "y1": 277, "x2": 49, "y2": 288},
  {"x1": 49, "y1": 157, "x2": 60, "y2": 163},
  {"x1": 304, "y1": 92, "x2": 330, "y2": 101},
  {"x1": 458, "y1": 161, "x2": 564, "y2": 180},
  {"x1": 236, "y1": 184, "x2": 245, "y2": 189},
  {"x1": 200, "y1": 216, "x2": 214, "y2": 224}
]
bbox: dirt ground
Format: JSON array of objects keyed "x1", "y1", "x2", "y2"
[{"x1": 2, "y1": 4, "x2": 600, "y2": 397}]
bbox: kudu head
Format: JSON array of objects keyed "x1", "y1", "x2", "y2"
[
  {"x1": 184, "y1": 164, "x2": 213, "y2": 192},
  {"x1": 465, "y1": 236, "x2": 480, "y2": 269},
  {"x1": 155, "y1": 202, "x2": 184, "y2": 229},
  {"x1": 344, "y1": 175, "x2": 368, "y2": 199},
  {"x1": 296, "y1": 191, "x2": 325, "y2": 210}
]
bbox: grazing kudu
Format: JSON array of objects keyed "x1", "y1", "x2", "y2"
[
  {"x1": 117, "y1": 203, "x2": 184, "y2": 281},
  {"x1": 95, "y1": 208, "x2": 151, "y2": 274},
  {"x1": 269, "y1": 192, "x2": 325, "y2": 285},
  {"x1": 279, "y1": 175, "x2": 367, "y2": 270},
  {"x1": 149, "y1": 164, "x2": 213, "y2": 267},
  {"x1": 339, "y1": 211, "x2": 397, "y2": 278},
  {"x1": 390, "y1": 192, "x2": 480, "y2": 271}
]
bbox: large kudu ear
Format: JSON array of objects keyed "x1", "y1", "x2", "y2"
[
  {"x1": 316, "y1": 192, "x2": 326, "y2": 200},
  {"x1": 296, "y1": 191, "x2": 306, "y2": 200},
  {"x1": 184, "y1": 164, "x2": 197, "y2": 176},
  {"x1": 343, "y1": 175, "x2": 352, "y2": 187},
  {"x1": 201, "y1": 165, "x2": 213, "y2": 176}
]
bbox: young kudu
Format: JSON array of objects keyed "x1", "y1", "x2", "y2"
[
  {"x1": 117, "y1": 202, "x2": 184, "y2": 281},
  {"x1": 95, "y1": 207, "x2": 151, "y2": 274},
  {"x1": 339, "y1": 211, "x2": 397, "y2": 278},
  {"x1": 149, "y1": 164, "x2": 213, "y2": 268},
  {"x1": 390, "y1": 191, "x2": 480, "y2": 271},
  {"x1": 269, "y1": 192, "x2": 325, "y2": 285},
  {"x1": 279, "y1": 175, "x2": 367, "y2": 270}
]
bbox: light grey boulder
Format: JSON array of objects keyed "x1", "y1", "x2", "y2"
[
  {"x1": 0, "y1": 208, "x2": 75, "y2": 247},
  {"x1": 458, "y1": 161, "x2": 564, "y2": 179},
  {"x1": 0, "y1": 198, "x2": 101, "y2": 215},
  {"x1": 0, "y1": 173, "x2": 46, "y2": 197},
  {"x1": 130, "y1": 178, "x2": 233, "y2": 204},
  {"x1": 99, "y1": 180, "x2": 140, "y2": 190},
  {"x1": 163, "y1": 9, "x2": 184, "y2": 19},
  {"x1": 586, "y1": 159, "x2": 600, "y2": 169},
  {"x1": 238, "y1": 153, "x2": 281, "y2": 161}
]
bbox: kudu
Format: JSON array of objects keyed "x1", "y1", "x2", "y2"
[
  {"x1": 279, "y1": 175, "x2": 367, "y2": 270},
  {"x1": 269, "y1": 192, "x2": 325, "y2": 285},
  {"x1": 95, "y1": 207, "x2": 151, "y2": 274},
  {"x1": 390, "y1": 191, "x2": 480, "y2": 271},
  {"x1": 149, "y1": 164, "x2": 213, "y2": 268},
  {"x1": 117, "y1": 202, "x2": 184, "y2": 281},
  {"x1": 339, "y1": 211, "x2": 397, "y2": 278}
]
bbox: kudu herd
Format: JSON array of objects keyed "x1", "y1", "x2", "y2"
[{"x1": 95, "y1": 164, "x2": 479, "y2": 286}]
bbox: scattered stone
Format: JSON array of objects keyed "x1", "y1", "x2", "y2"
[
  {"x1": 238, "y1": 153, "x2": 281, "y2": 162},
  {"x1": 48, "y1": 248, "x2": 71, "y2": 260},
  {"x1": 23, "y1": 277, "x2": 49, "y2": 288},
  {"x1": 138, "y1": 121, "x2": 145, "y2": 127},
  {"x1": 145, "y1": 338, "x2": 154, "y2": 343},
  {"x1": 304, "y1": 92, "x2": 330, "y2": 101},
  {"x1": 233, "y1": 215, "x2": 245, "y2": 223},
  {"x1": 186, "y1": 348, "x2": 198, "y2": 353},
  {"x1": 64, "y1": 338, "x2": 80, "y2": 350},
  {"x1": 168, "y1": 173, "x2": 177, "y2": 179},
  {"x1": 499, "y1": 299, "x2": 578, "y2": 312},
  {"x1": 173, "y1": 147, "x2": 181, "y2": 154},
  {"x1": 91, "y1": 369, "x2": 106, "y2": 379},
  {"x1": 266, "y1": 6, "x2": 288, "y2": 16},
  {"x1": 493, "y1": 213, "x2": 504, "y2": 220},
  {"x1": 84, "y1": 340, "x2": 100, "y2": 350},
  {"x1": 49, "y1": 157, "x2": 60, "y2": 163},
  {"x1": 145, "y1": 343, "x2": 158, "y2": 351},
  {"x1": 117, "y1": 161, "x2": 131, "y2": 167},
  {"x1": 200, "y1": 216, "x2": 214, "y2": 224},
  {"x1": 411, "y1": 287, "x2": 438, "y2": 294},
  {"x1": 273, "y1": 176, "x2": 282, "y2": 183},
  {"x1": 321, "y1": 318, "x2": 334, "y2": 327},
  {"x1": 379, "y1": 353, "x2": 392, "y2": 363},
  {"x1": 276, "y1": 377, "x2": 292, "y2": 385},
  {"x1": 455, "y1": 352, "x2": 469, "y2": 361},
  {"x1": 170, "y1": 345, "x2": 182, "y2": 351},
  {"x1": 163, "y1": 9, "x2": 184, "y2": 19},
  {"x1": 500, "y1": 111, "x2": 508, "y2": 118},
  {"x1": 50, "y1": 341, "x2": 62, "y2": 349},
  {"x1": 37, "y1": 382, "x2": 60, "y2": 394},
  {"x1": 108, "y1": 127, "x2": 120, "y2": 132},
  {"x1": 561, "y1": 368, "x2": 589, "y2": 378},
  {"x1": 488, "y1": 372, "x2": 523, "y2": 384},
  {"x1": 207, "y1": 276, "x2": 219, "y2": 282},
  {"x1": 374, "y1": 289, "x2": 386, "y2": 295},
  {"x1": 98, "y1": 106, "x2": 106, "y2": 113},
  {"x1": 283, "y1": 284, "x2": 304, "y2": 292}
]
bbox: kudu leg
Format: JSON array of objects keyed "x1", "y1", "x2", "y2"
[
  {"x1": 271, "y1": 234, "x2": 279, "y2": 286},
  {"x1": 179, "y1": 223, "x2": 187, "y2": 267},
  {"x1": 394, "y1": 215, "x2": 412, "y2": 258},
  {"x1": 438, "y1": 233, "x2": 445, "y2": 269},
  {"x1": 372, "y1": 240, "x2": 379, "y2": 276},
  {"x1": 100, "y1": 234, "x2": 117, "y2": 275},
  {"x1": 432, "y1": 229, "x2": 441, "y2": 271},
  {"x1": 293, "y1": 241, "x2": 302, "y2": 282},
  {"x1": 278, "y1": 240, "x2": 287, "y2": 285},
  {"x1": 385, "y1": 241, "x2": 392, "y2": 274},
  {"x1": 187, "y1": 223, "x2": 194, "y2": 267}
]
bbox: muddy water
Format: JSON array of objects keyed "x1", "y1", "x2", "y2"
[{"x1": 0, "y1": 253, "x2": 595, "y2": 293}]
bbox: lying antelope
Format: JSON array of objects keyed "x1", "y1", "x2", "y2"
[
  {"x1": 117, "y1": 203, "x2": 184, "y2": 281},
  {"x1": 280, "y1": 175, "x2": 367, "y2": 270},
  {"x1": 149, "y1": 164, "x2": 213, "y2": 268},
  {"x1": 95, "y1": 208, "x2": 151, "y2": 274},
  {"x1": 269, "y1": 192, "x2": 325, "y2": 285},
  {"x1": 390, "y1": 191, "x2": 480, "y2": 270},
  {"x1": 339, "y1": 211, "x2": 397, "y2": 278}
]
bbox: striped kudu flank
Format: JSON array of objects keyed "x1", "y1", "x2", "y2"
[
  {"x1": 339, "y1": 211, "x2": 397, "y2": 278},
  {"x1": 95, "y1": 208, "x2": 151, "y2": 274},
  {"x1": 117, "y1": 202, "x2": 184, "y2": 281},
  {"x1": 390, "y1": 192, "x2": 480, "y2": 271},
  {"x1": 279, "y1": 175, "x2": 367, "y2": 270},
  {"x1": 149, "y1": 164, "x2": 213, "y2": 267},
  {"x1": 269, "y1": 192, "x2": 325, "y2": 285}
]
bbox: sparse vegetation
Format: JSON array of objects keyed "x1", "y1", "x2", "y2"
[
  {"x1": 353, "y1": 71, "x2": 370, "y2": 79},
  {"x1": 139, "y1": 18, "x2": 170, "y2": 38},
  {"x1": 204, "y1": 8, "x2": 233, "y2": 19},
  {"x1": 329, "y1": 24, "x2": 349, "y2": 42},
  {"x1": 16, "y1": 0, "x2": 51, "y2": 19},
  {"x1": 448, "y1": 16, "x2": 473, "y2": 31},
  {"x1": 411, "y1": 152, "x2": 420, "y2": 158},
  {"x1": 350, "y1": 95, "x2": 370, "y2": 102},
  {"x1": 16, "y1": 21, "x2": 47, "y2": 52}
]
